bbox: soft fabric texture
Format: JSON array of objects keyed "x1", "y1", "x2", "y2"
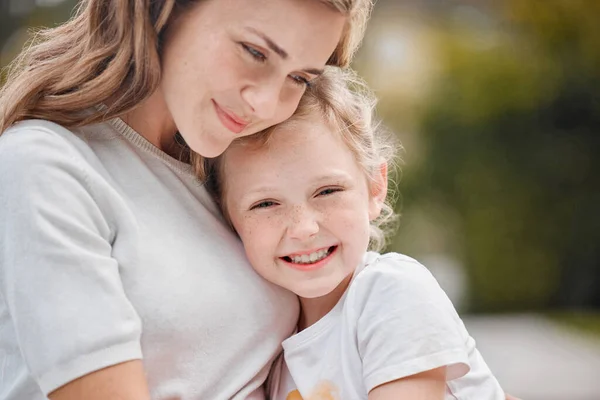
[
  {"x1": 268, "y1": 252, "x2": 504, "y2": 400},
  {"x1": 0, "y1": 118, "x2": 298, "y2": 400}
]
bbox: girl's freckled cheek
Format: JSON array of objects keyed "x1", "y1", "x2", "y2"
[
  {"x1": 242, "y1": 214, "x2": 258, "y2": 236},
  {"x1": 266, "y1": 214, "x2": 280, "y2": 229}
]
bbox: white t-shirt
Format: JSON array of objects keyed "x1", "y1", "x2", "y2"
[
  {"x1": 268, "y1": 252, "x2": 504, "y2": 400},
  {"x1": 0, "y1": 119, "x2": 298, "y2": 400}
]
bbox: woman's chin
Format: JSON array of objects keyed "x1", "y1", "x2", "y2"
[{"x1": 186, "y1": 136, "x2": 232, "y2": 159}]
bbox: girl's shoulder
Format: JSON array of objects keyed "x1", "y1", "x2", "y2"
[
  {"x1": 347, "y1": 252, "x2": 451, "y2": 315},
  {"x1": 355, "y1": 251, "x2": 435, "y2": 285}
]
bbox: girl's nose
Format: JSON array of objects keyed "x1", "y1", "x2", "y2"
[{"x1": 287, "y1": 205, "x2": 320, "y2": 240}]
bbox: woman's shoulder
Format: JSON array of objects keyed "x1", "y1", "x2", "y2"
[
  {"x1": 0, "y1": 119, "x2": 100, "y2": 173},
  {"x1": 2, "y1": 119, "x2": 82, "y2": 157},
  {"x1": 4, "y1": 118, "x2": 73, "y2": 134},
  {"x1": 0, "y1": 119, "x2": 103, "y2": 198},
  {"x1": 2, "y1": 119, "x2": 84, "y2": 151}
]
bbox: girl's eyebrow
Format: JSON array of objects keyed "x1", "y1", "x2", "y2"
[
  {"x1": 238, "y1": 185, "x2": 278, "y2": 203},
  {"x1": 313, "y1": 171, "x2": 353, "y2": 183}
]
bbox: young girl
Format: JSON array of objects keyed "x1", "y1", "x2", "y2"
[{"x1": 205, "y1": 67, "x2": 506, "y2": 399}]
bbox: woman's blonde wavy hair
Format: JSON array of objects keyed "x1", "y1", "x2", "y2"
[
  {"x1": 206, "y1": 67, "x2": 399, "y2": 252},
  {"x1": 0, "y1": 0, "x2": 373, "y2": 174}
]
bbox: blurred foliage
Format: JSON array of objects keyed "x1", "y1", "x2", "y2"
[
  {"x1": 403, "y1": 0, "x2": 600, "y2": 312},
  {"x1": 0, "y1": 0, "x2": 78, "y2": 83}
]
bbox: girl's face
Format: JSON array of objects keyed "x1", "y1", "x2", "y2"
[
  {"x1": 160, "y1": 0, "x2": 346, "y2": 157},
  {"x1": 222, "y1": 114, "x2": 387, "y2": 299}
]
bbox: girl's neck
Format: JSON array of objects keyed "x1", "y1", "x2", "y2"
[{"x1": 297, "y1": 274, "x2": 353, "y2": 331}]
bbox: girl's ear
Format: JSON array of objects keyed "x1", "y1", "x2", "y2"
[{"x1": 368, "y1": 162, "x2": 388, "y2": 221}]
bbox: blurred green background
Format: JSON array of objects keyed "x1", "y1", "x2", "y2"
[
  {"x1": 2, "y1": 1, "x2": 599, "y2": 397},
  {"x1": 354, "y1": 0, "x2": 600, "y2": 316}
]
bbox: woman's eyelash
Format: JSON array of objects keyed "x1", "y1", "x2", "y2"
[
  {"x1": 290, "y1": 75, "x2": 311, "y2": 87},
  {"x1": 242, "y1": 43, "x2": 266, "y2": 63},
  {"x1": 241, "y1": 43, "x2": 311, "y2": 88}
]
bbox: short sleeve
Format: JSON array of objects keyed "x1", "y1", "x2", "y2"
[
  {"x1": 350, "y1": 253, "x2": 470, "y2": 392},
  {"x1": 0, "y1": 124, "x2": 142, "y2": 395}
]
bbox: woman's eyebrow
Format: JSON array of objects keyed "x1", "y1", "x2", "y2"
[
  {"x1": 246, "y1": 27, "x2": 288, "y2": 59},
  {"x1": 245, "y1": 27, "x2": 324, "y2": 76},
  {"x1": 303, "y1": 68, "x2": 324, "y2": 76}
]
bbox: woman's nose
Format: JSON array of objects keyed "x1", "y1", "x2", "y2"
[{"x1": 240, "y1": 77, "x2": 283, "y2": 122}]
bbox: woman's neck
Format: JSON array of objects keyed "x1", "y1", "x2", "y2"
[
  {"x1": 297, "y1": 274, "x2": 353, "y2": 331},
  {"x1": 117, "y1": 87, "x2": 180, "y2": 157}
]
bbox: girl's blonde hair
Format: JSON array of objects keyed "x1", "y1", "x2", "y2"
[
  {"x1": 0, "y1": 0, "x2": 373, "y2": 177},
  {"x1": 206, "y1": 67, "x2": 399, "y2": 252}
]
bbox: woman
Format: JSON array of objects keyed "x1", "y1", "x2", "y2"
[{"x1": 0, "y1": 1, "x2": 371, "y2": 399}]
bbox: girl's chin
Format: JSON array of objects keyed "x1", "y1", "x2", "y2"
[{"x1": 292, "y1": 283, "x2": 340, "y2": 300}]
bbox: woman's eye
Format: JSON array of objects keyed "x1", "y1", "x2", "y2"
[
  {"x1": 289, "y1": 74, "x2": 311, "y2": 87},
  {"x1": 242, "y1": 44, "x2": 266, "y2": 63},
  {"x1": 251, "y1": 200, "x2": 276, "y2": 210}
]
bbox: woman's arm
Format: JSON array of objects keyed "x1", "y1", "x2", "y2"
[
  {"x1": 0, "y1": 126, "x2": 144, "y2": 396},
  {"x1": 49, "y1": 360, "x2": 151, "y2": 400},
  {"x1": 368, "y1": 367, "x2": 446, "y2": 400}
]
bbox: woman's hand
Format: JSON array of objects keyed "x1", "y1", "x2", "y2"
[{"x1": 48, "y1": 360, "x2": 151, "y2": 400}]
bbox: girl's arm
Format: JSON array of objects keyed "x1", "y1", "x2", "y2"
[
  {"x1": 49, "y1": 360, "x2": 151, "y2": 400},
  {"x1": 367, "y1": 367, "x2": 446, "y2": 400},
  {"x1": 367, "y1": 367, "x2": 521, "y2": 400}
]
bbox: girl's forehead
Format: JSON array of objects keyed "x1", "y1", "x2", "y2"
[
  {"x1": 268, "y1": 116, "x2": 337, "y2": 149},
  {"x1": 229, "y1": 121, "x2": 352, "y2": 177}
]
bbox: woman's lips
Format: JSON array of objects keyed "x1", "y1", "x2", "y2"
[{"x1": 212, "y1": 100, "x2": 249, "y2": 134}]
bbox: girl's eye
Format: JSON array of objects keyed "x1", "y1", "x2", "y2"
[
  {"x1": 289, "y1": 74, "x2": 311, "y2": 87},
  {"x1": 318, "y1": 188, "x2": 342, "y2": 197},
  {"x1": 250, "y1": 200, "x2": 277, "y2": 210},
  {"x1": 242, "y1": 44, "x2": 266, "y2": 63}
]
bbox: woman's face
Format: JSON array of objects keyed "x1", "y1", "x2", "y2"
[{"x1": 160, "y1": 0, "x2": 347, "y2": 157}]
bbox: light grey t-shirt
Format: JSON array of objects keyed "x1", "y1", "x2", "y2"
[{"x1": 0, "y1": 118, "x2": 298, "y2": 400}]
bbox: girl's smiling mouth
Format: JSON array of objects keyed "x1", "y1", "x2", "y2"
[{"x1": 281, "y1": 246, "x2": 338, "y2": 271}]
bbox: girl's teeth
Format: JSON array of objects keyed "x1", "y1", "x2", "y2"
[{"x1": 289, "y1": 248, "x2": 331, "y2": 264}]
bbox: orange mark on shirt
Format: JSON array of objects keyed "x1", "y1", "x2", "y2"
[
  {"x1": 286, "y1": 381, "x2": 340, "y2": 400},
  {"x1": 286, "y1": 390, "x2": 304, "y2": 400}
]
